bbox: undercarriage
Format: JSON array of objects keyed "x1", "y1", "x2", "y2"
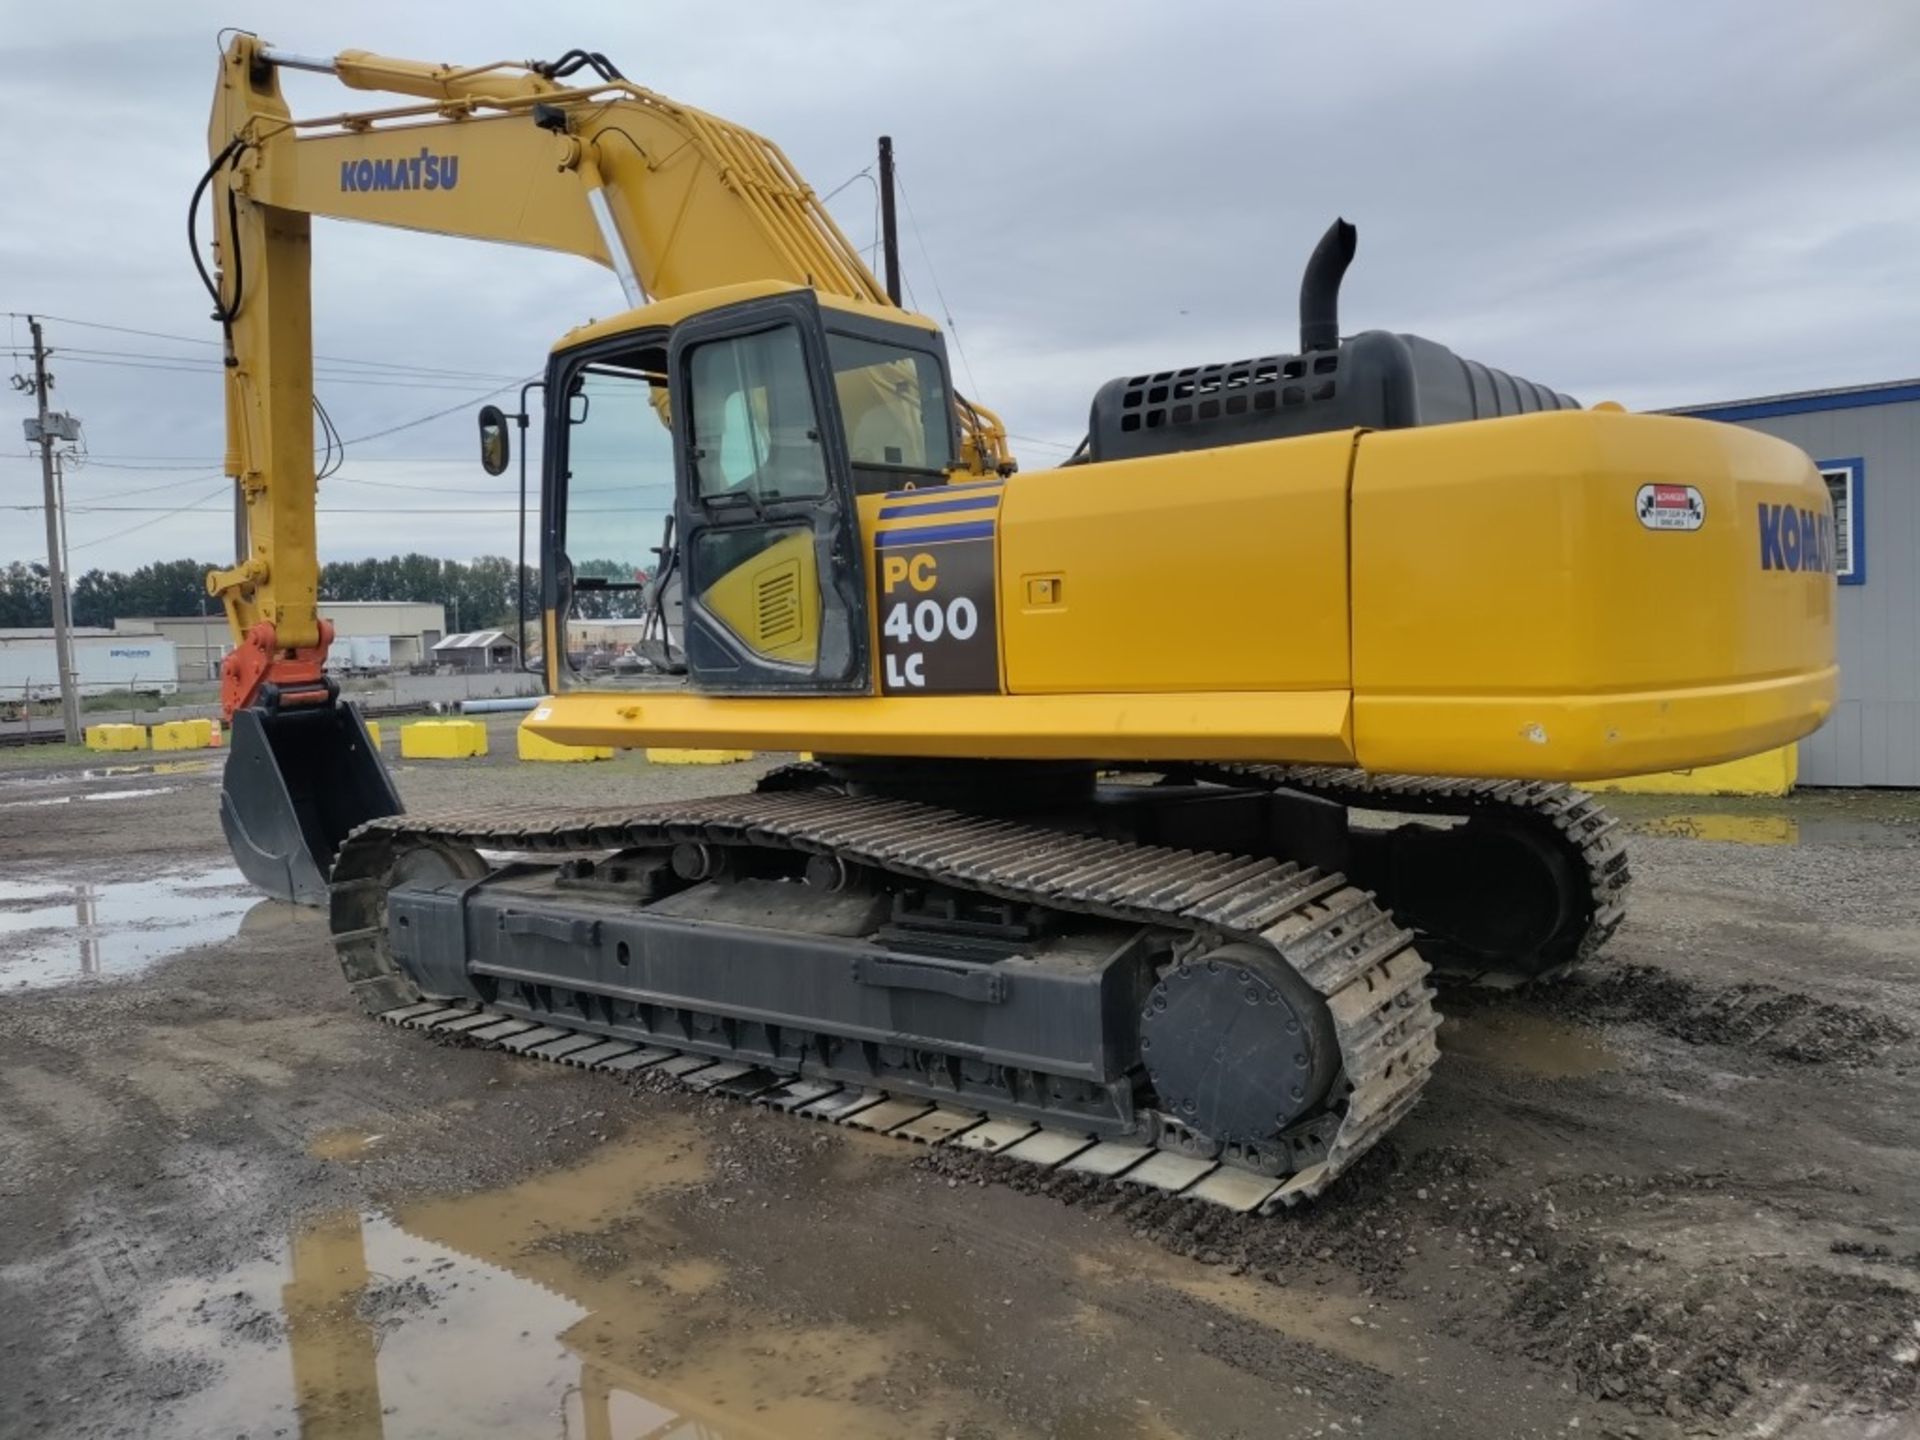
[{"x1": 326, "y1": 763, "x2": 1627, "y2": 1213}]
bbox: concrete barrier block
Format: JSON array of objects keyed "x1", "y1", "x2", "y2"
[
  {"x1": 151, "y1": 719, "x2": 214, "y2": 751},
  {"x1": 1578, "y1": 744, "x2": 1797, "y2": 798},
  {"x1": 518, "y1": 726, "x2": 612, "y2": 763},
  {"x1": 644, "y1": 748, "x2": 755, "y2": 766},
  {"x1": 363, "y1": 720, "x2": 382, "y2": 749},
  {"x1": 401, "y1": 718, "x2": 488, "y2": 759},
  {"x1": 149, "y1": 721, "x2": 188, "y2": 751},
  {"x1": 84, "y1": 724, "x2": 148, "y2": 752}
]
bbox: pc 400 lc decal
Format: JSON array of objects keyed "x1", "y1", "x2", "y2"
[
  {"x1": 1758, "y1": 503, "x2": 1836, "y2": 575},
  {"x1": 875, "y1": 528, "x2": 1000, "y2": 695}
]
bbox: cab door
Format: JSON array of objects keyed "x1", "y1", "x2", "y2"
[{"x1": 669, "y1": 292, "x2": 871, "y2": 693}]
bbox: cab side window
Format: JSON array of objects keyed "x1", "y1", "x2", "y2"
[{"x1": 688, "y1": 325, "x2": 829, "y2": 502}]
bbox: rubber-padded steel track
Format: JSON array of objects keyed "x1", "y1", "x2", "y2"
[
  {"x1": 329, "y1": 790, "x2": 1440, "y2": 1211},
  {"x1": 1186, "y1": 764, "x2": 1630, "y2": 983}
]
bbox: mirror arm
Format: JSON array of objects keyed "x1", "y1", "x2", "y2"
[{"x1": 515, "y1": 379, "x2": 544, "y2": 681}]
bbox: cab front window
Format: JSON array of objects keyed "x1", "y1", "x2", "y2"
[{"x1": 827, "y1": 331, "x2": 952, "y2": 482}]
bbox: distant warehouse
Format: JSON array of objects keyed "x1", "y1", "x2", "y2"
[
  {"x1": 432, "y1": 630, "x2": 520, "y2": 673},
  {"x1": 110, "y1": 600, "x2": 447, "y2": 683},
  {"x1": 1668, "y1": 378, "x2": 1918, "y2": 786}
]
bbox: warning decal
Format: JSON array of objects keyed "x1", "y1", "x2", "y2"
[
  {"x1": 1636, "y1": 483, "x2": 1705, "y2": 532},
  {"x1": 876, "y1": 527, "x2": 1000, "y2": 695}
]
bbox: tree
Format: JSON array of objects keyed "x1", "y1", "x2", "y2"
[
  {"x1": 572, "y1": 558, "x2": 651, "y2": 619},
  {"x1": 69, "y1": 559, "x2": 221, "y2": 627},
  {"x1": 3, "y1": 551, "x2": 647, "y2": 632},
  {"x1": 0, "y1": 562, "x2": 51, "y2": 628}
]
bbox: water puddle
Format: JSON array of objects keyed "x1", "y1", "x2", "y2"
[
  {"x1": 309, "y1": 1129, "x2": 388, "y2": 1162},
  {"x1": 1631, "y1": 813, "x2": 1801, "y2": 846},
  {"x1": 1440, "y1": 1010, "x2": 1623, "y2": 1078},
  {"x1": 79, "y1": 760, "x2": 214, "y2": 780},
  {"x1": 0, "y1": 864, "x2": 297, "y2": 989},
  {"x1": 134, "y1": 1124, "x2": 1033, "y2": 1439},
  {"x1": 0, "y1": 785, "x2": 180, "y2": 810}
]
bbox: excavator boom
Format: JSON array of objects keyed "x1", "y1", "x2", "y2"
[
  {"x1": 201, "y1": 35, "x2": 1008, "y2": 898},
  {"x1": 204, "y1": 36, "x2": 1005, "y2": 689}
]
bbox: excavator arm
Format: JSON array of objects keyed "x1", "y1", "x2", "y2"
[{"x1": 202, "y1": 34, "x2": 1007, "y2": 711}]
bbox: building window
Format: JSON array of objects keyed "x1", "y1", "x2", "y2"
[{"x1": 1818, "y1": 458, "x2": 1864, "y2": 585}]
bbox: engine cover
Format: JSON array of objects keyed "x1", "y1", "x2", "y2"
[{"x1": 1087, "y1": 330, "x2": 1578, "y2": 464}]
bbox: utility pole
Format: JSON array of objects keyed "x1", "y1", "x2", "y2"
[
  {"x1": 199, "y1": 597, "x2": 216, "y2": 681},
  {"x1": 23, "y1": 318, "x2": 82, "y2": 744},
  {"x1": 877, "y1": 135, "x2": 902, "y2": 306},
  {"x1": 53, "y1": 448, "x2": 72, "y2": 595}
]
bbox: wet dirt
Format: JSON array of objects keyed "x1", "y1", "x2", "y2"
[
  {"x1": 1522, "y1": 963, "x2": 1912, "y2": 1066},
  {"x1": 1, "y1": 747, "x2": 1917, "y2": 1439}
]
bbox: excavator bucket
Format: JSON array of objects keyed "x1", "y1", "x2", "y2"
[{"x1": 220, "y1": 704, "x2": 401, "y2": 906}]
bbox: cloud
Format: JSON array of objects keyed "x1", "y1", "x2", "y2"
[{"x1": 2, "y1": 0, "x2": 1915, "y2": 572}]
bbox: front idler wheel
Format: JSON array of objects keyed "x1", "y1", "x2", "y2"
[{"x1": 1140, "y1": 943, "x2": 1340, "y2": 1148}]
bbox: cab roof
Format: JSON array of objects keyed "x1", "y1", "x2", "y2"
[{"x1": 554, "y1": 280, "x2": 942, "y2": 352}]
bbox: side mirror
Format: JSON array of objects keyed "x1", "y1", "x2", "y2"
[{"x1": 477, "y1": 404, "x2": 510, "y2": 476}]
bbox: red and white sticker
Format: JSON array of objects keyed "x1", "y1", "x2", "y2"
[{"x1": 1635, "y1": 483, "x2": 1705, "y2": 531}]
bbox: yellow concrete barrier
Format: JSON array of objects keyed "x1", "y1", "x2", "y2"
[
  {"x1": 1578, "y1": 744, "x2": 1797, "y2": 798},
  {"x1": 84, "y1": 723, "x2": 148, "y2": 752},
  {"x1": 401, "y1": 718, "x2": 488, "y2": 759},
  {"x1": 518, "y1": 725, "x2": 612, "y2": 763},
  {"x1": 363, "y1": 720, "x2": 382, "y2": 749},
  {"x1": 644, "y1": 748, "x2": 755, "y2": 765},
  {"x1": 151, "y1": 718, "x2": 214, "y2": 752}
]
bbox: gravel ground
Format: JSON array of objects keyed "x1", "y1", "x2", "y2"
[{"x1": 1, "y1": 721, "x2": 1916, "y2": 1439}]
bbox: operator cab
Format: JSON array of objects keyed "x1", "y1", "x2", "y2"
[{"x1": 486, "y1": 282, "x2": 958, "y2": 699}]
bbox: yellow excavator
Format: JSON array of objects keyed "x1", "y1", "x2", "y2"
[{"x1": 203, "y1": 36, "x2": 1836, "y2": 1209}]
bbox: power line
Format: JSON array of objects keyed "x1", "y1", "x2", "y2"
[
  {"x1": 339, "y1": 377, "x2": 536, "y2": 446},
  {"x1": 6, "y1": 352, "x2": 523, "y2": 391},
  {"x1": 10, "y1": 345, "x2": 525, "y2": 384},
  {"x1": 12, "y1": 501, "x2": 663, "y2": 516},
  {"x1": 65, "y1": 481, "x2": 234, "y2": 555},
  {"x1": 893, "y1": 167, "x2": 984, "y2": 407},
  {"x1": 21, "y1": 473, "x2": 225, "y2": 504},
  {"x1": 4, "y1": 453, "x2": 509, "y2": 466},
  {"x1": 818, "y1": 166, "x2": 876, "y2": 206},
  {"x1": 3, "y1": 311, "x2": 532, "y2": 380}
]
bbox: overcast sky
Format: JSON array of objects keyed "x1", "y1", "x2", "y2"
[{"x1": 3, "y1": 1, "x2": 1915, "y2": 573}]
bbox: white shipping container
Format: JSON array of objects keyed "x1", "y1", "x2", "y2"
[
  {"x1": 0, "y1": 634, "x2": 180, "y2": 701},
  {"x1": 325, "y1": 634, "x2": 392, "y2": 674}
]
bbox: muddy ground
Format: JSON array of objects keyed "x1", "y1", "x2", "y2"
[{"x1": 1, "y1": 723, "x2": 1916, "y2": 1439}]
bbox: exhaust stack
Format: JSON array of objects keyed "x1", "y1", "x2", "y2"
[{"x1": 1299, "y1": 218, "x2": 1357, "y2": 353}]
